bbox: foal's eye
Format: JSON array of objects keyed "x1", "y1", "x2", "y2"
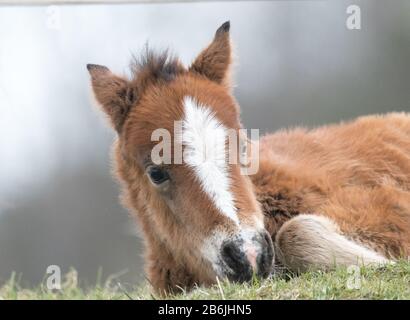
[{"x1": 147, "y1": 166, "x2": 169, "y2": 185}]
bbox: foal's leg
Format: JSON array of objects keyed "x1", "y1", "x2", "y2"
[{"x1": 274, "y1": 214, "x2": 390, "y2": 273}]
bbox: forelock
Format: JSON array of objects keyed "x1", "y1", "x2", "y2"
[{"x1": 130, "y1": 46, "x2": 185, "y2": 84}]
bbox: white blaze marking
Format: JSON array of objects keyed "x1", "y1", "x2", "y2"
[{"x1": 182, "y1": 96, "x2": 239, "y2": 226}]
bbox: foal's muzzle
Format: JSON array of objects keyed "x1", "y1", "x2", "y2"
[{"x1": 220, "y1": 231, "x2": 274, "y2": 282}]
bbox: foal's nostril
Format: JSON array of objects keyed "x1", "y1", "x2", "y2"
[
  {"x1": 263, "y1": 231, "x2": 273, "y2": 247},
  {"x1": 256, "y1": 232, "x2": 275, "y2": 278},
  {"x1": 222, "y1": 242, "x2": 242, "y2": 266},
  {"x1": 221, "y1": 241, "x2": 253, "y2": 282}
]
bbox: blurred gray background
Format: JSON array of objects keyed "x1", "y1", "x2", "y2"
[{"x1": 0, "y1": 0, "x2": 409, "y2": 288}]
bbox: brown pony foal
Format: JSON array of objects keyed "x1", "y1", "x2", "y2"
[{"x1": 87, "y1": 22, "x2": 410, "y2": 294}]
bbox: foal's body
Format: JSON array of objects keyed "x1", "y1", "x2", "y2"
[
  {"x1": 88, "y1": 21, "x2": 410, "y2": 295},
  {"x1": 254, "y1": 113, "x2": 410, "y2": 271}
]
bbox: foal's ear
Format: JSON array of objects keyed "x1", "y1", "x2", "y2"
[
  {"x1": 189, "y1": 21, "x2": 232, "y2": 86},
  {"x1": 87, "y1": 64, "x2": 136, "y2": 132}
]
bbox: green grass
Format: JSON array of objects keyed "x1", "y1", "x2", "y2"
[{"x1": 1, "y1": 261, "x2": 410, "y2": 300}]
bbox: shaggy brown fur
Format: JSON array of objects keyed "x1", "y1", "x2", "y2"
[
  {"x1": 254, "y1": 114, "x2": 410, "y2": 264},
  {"x1": 87, "y1": 22, "x2": 410, "y2": 295}
]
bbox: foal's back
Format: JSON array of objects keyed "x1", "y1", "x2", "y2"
[{"x1": 254, "y1": 112, "x2": 410, "y2": 264}]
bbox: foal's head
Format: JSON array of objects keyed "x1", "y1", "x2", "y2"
[{"x1": 87, "y1": 22, "x2": 274, "y2": 285}]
